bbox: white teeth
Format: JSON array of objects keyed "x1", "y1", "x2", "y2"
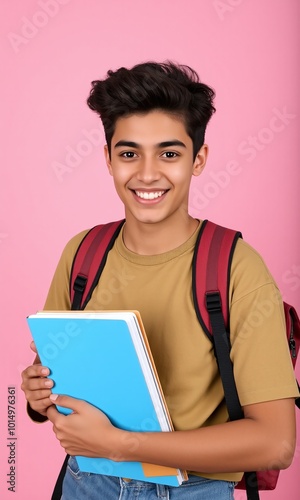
[{"x1": 135, "y1": 190, "x2": 165, "y2": 200}]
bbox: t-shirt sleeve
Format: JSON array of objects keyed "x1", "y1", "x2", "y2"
[
  {"x1": 43, "y1": 229, "x2": 89, "y2": 310},
  {"x1": 229, "y1": 239, "x2": 299, "y2": 406}
]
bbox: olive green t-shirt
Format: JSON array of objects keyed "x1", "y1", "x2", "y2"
[{"x1": 44, "y1": 220, "x2": 299, "y2": 482}]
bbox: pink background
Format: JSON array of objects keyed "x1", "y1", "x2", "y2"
[{"x1": 1, "y1": 1, "x2": 299, "y2": 498}]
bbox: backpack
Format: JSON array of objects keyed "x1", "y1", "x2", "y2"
[{"x1": 51, "y1": 219, "x2": 300, "y2": 500}]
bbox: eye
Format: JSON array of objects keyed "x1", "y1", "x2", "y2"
[
  {"x1": 120, "y1": 151, "x2": 137, "y2": 159},
  {"x1": 161, "y1": 151, "x2": 179, "y2": 159}
]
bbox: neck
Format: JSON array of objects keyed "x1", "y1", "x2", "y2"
[{"x1": 122, "y1": 214, "x2": 199, "y2": 255}]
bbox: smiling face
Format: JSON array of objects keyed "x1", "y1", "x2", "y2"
[{"x1": 104, "y1": 110, "x2": 208, "y2": 229}]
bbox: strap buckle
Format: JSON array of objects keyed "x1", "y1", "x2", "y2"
[
  {"x1": 205, "y1": 291, "x2": 222, "y2": 313},
  {"x1": 73, "y1": 274, "x2": 88, "y2": 293}
]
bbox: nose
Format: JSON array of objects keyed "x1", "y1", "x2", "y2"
[{"x1": 136, "y1": 157, "x2": 161, "y2": 184}]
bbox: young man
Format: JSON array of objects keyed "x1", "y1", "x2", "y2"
[{"x1": 21, "y1": 62, "x2": 299, "y2": 499}]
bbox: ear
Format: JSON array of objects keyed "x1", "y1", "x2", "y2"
[
  {"x1": 192, "y1": 144, "x2": 208, "y2": 177},
  {"x1": 104, "y1": 145, "x2": 113, "y2": 176}
]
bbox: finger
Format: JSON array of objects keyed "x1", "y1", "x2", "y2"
[
  {"x1": 23, "y1": 387, "x2": 53, "y2": 403},
  {"x1": 47, "y1": 404, "x2": 61, "y2": 422},
  {"x1": 49, "y1": 394, "x2": 85, "y2": 413},
  {"x1": 30, "y1": 397, "x2": 53, "y2": 414},
  {"x1": 22, "y1": 373, "x2": 53, "y2": 389},
  {"x1": 30, "y1": 341, "x2": 37, "y2": 353},
  {"x1": 22, "y1": 364, "x2": 50, "y2": 380},
  {"x1": 24, "y1": 376, "x2": 53, "y2": 391}
]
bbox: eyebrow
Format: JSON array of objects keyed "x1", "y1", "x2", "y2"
[{"x1": 114, "y1": 140, "x2": 187, "y2": 149}]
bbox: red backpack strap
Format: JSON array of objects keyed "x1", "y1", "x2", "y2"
[
  {"x1": 193, "y1": 220, "x2": 261, "y2": 500},
  {"x1": 70, "y1": 219, "x2": 125, "y2": 310},
  {"x1": 192, "y1": 219, "x2": 242, "y2": 340}
]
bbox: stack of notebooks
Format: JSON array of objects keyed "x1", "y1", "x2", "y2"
[{"x1": 27, "y1": 310, "x2": 187, "y2": 486}]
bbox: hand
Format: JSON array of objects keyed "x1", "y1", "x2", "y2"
[
  {"x1": 47, "y1": 395, "x2": 123, "y2": 459},
  {"x1": 21, "y1": 341, "x2": 54, "y2": 417}
]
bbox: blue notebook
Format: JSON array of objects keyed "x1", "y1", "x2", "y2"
[{"x1": 27, "y1": 311, "x2": 187, "y2": 486}]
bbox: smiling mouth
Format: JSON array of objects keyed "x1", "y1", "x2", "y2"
[{"x1": 133, "y1": 190, "x2": 168, "y2": 200}]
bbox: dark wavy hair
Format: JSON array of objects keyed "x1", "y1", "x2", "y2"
[{"x1": 87, "y1": 61, "x2": 216, "y2": 159}]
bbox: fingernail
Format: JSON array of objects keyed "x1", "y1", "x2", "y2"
[
  {"x1": 45, "y1": 380, "x2": 53, "y2": 388},
  {"x1": 50, "y1": 394, "x2": 58, "y2": 402},
  {"x1": 41, "y1": 368, "x2": 49, "y2": 376}
]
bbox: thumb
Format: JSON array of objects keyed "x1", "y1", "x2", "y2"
[{"x1": 49, "y1": 394, "x2": 85, "y2": 413}]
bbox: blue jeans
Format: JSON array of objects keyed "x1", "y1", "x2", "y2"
[{"x1": 61, "y1": 456, "x2": 236, "y2": 499}]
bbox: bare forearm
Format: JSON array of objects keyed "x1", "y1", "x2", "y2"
[
  {"x1": 117, "y1": 402, "x2": 295, "y2": 473},
  {"x1": 45, "y1": 396, "x2": 296, "y2": 472}
]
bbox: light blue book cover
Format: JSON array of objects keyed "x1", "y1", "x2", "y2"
[{"x1": 26, "y1": 311, "x2": 187, "y2": 486}]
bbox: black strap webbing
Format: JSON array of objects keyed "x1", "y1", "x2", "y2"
[
  {"x1": 206, "y1": 291, "x2": 260, "y2": 500},
  {"x1": 296, "y1": 381, "x2": 300, "y2": 409},
  {"x1": 71, "y1": 275, "x2": 88, "y2": 311},
  {"x1": 206, "y1": 292, "x2": 243, "y2": 420},
  {"x1": 51, "y1": 453, "x2": 69, "y2": 500}
]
